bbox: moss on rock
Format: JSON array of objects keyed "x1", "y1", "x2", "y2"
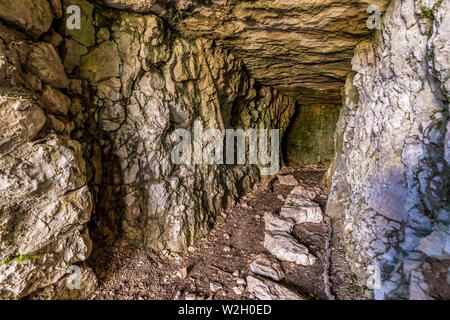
[{"x1": 285, "y1": 104, "x2": 340, "y2": 166}]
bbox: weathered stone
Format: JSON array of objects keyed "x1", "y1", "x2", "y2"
[
  {"x1": 420, "y1": 231, "x2": 450, "y2": 259},
  {"x1": 97, "y1": 78, "x2": 122, "y2": 102},
  {"x1": 250, "y1": 254, "x2": 285, "y2": 282},
  {"x1": 88, "y1": 12, "x2": 296, "y2": 251},
  {"x1": 0, "y1": 93, "x2": 46, "y2": 154},
  {"x1": 102, "y1": 0, "x2": 168, "y2": 14},
  {"x1": 281, "y1": 195, "x2": 324, "y2": 225},
  {"x1": 49, "y1": 0, "x2": 63, "y2": 19},
  {"x1": 48, "y1": 115, "x2": 66, "y2": 133},
  {"x1": 42, "y1": 29, "x2": 64, "y2": 48},
  {"x1": 0, "y1": 135, "x2": 93, "y2": 299},
  {"x1": 23, "y1": 73, "x2": 43, "y2": 92},
  {"x1": 246, "y1": 276, "x2": 303, "y2": 300},
  {"x1": 291, "y1": 185, "x2": 317, "y2": 201},
  {"x1": 326, "y1": 0, "x2": 450, "y2": 299},
  {"x1": 97, "y1": 28, "x2": 111, "y2": 43},
  {"x1": 80, "y1": 41, "x2": 120, "y2": 83},
  {"x1": 263, "y1": 212, "x2": 294, "y2": 234},
  {"x1": 41, "y1": 85, "x2": 71, "y2": 115},
  {"x1": 277, "y1": 175, "x2": 298, "y2": 186},
  {"x1": 209, "y1": 282, "x2": 223, "y2": 293},
  {"x1": 28, "y1": 266, "x2": 98, "y2": 300},
  {"x1": 62, "y1": 0, "x2": 96, "y2": 48},
  {"x1": 25, "y1": 42, "x2": 69, "y2": 88},
  {"x1": 62, "y1": 39, "x2": 88, "y2": 74},
  {"x1": 0, "y1": 0, "x2": 53, "y2": 39},
  {"x1": 167, "y1": 0, "x2": 389, "y2": 104},
  {"x1": 285, "y1": 104, "x2": 340, "y2": 165},
  {"x1": 264, "y1": 232, "x2": 316, "y2": 266}
]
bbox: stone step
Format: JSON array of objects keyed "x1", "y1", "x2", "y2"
[
  {"x1": 263, "y1": 211, "x2": 295, "y2": 234},
  {"x1": 246, "y1": 275, "x2": 304, "y2": 300},
  {"x1": 280, "y1": 203, "x2": 324, "y2": 224},
  {"x1": 264, "y1": 232, "x2": 316, "y2": 266},
  {"x1": 250, "y1": 253, "x2": 285, "y2": 282}
]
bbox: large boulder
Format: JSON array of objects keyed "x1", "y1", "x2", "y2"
[
  {"x1": 0, "y1": 134, "x2": 93, "y2": 299},
  {"x1": 0, "y1": 0, "x2": 53, "y2": 39},
  {"x1": 326, "y1": 0, "x2": 450, "y2": 299},
  {"x1": 25, "y1": 42, "x2": 69, "y2": 89},
  {"x1": 80, "y1": 41, "x2": 120, "y2": 83}
]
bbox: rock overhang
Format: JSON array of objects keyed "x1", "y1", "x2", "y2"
[{"x1": 100, "y1": 0, "x2": 390, "y2": 104}]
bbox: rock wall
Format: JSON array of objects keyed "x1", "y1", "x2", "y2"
[
  {"x1": 81, "y1": 7, "x2": 295, "y2": 251},
  {"x1": 327, "y1": 0, "x2": 450, "y2": 299},
  {"x1": 285, "y1": 104, "x2": 340, "y2": 166},
  {"x1": 0, "y1": 0, "x2": 295, "y2": 297},
  {"x1": 0, "y1": 2, "x2": 95, "y2": 299}
]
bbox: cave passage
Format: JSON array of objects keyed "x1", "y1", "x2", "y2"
[
  {"x1": 0, "y1": 0, "x2": 448, "y2": 302},
  {"x1": 87, "y1": 166, "x2": 356, "y2": 300}
]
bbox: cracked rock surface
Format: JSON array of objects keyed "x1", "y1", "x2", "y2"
[{"x1": 326, "y1": 0, "x2": 450, "y2": 300}]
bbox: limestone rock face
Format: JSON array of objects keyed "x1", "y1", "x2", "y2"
[
  {"x1": 264, "y1": 232, "x2": 316, "y2": 266},
  {"x1": 285, "y1": 104, "x2": 340, "y2": 165},
  {"x1": 80, "y1": 41, "x2": 120, "y2": 83},
  {"x1": 0, "y1": 131, "x2": 93, "y2": 299},
  {"x1": 327, "y1": 0, "x2": 450, "y2": 299},
  {"x1": 250, "y1": 254, "x2": 285, "y2": 282},
  {"x1": 163, "y1": 0, "x2": 390, "y2": 104},
  {"x1": 99, "y1": 0, "x2": 389, "y2": 103},
  {"x1": 82, "y1": 10, "x2": 295, "y2": 251},
  {"x1": 25, "y1": 42, "x2": 69, "y2": 89},
  {"x1": 0, "y1": 93, "x2": 46, "y2": 154},
  {"x1": 102, "y1": 0, "x2": 168, "y2": 14},
  {"x1": 0, "y1": 19, "x2": 94, "y2": 298},
  {"x1": 28, "y1": 266, "x2": 98, "y2": 300}
]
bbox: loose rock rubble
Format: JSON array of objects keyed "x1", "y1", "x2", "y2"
[{"x1": 245, "y1": 173, "x2": 333, "y2": 299}]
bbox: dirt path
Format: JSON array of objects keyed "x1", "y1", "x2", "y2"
[{"x1": 88, "y1": 166, "x2": 366, "y2": 300}]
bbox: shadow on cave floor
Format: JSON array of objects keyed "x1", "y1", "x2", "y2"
[{"x1": 86, "y1": 166, "x2": 365, "y2": 300}]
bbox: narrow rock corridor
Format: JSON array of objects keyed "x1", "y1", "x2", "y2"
[{"x1": 0, "y1": 0, "x2": 448, "y2": 302}]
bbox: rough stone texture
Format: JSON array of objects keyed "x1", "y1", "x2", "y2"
[
  {"x1": 264, "y1": 232, "x2": 316, "y2": 266},
  {"x1": 291, "y1": 185, "x2": 317, "y2": 201},
  {"x1": 80, "y1": 41, "x2": 120, "y2": 83},
  {"x1": 102, "y1": 0, "x2": 168, "y2": 14},
  {"x1": 161, "y1": 0, "x2": 390, "y2": 104},
  {"x1": 0, "y1": 0, "x2": 447, "y2": 301},
  {"x1": 246, "y1": 275, "x2": 303, "y2": 300},
  {"x1": 25, "y1": 42, "x2": 69, "y2": 89},
  {"x1": 41, "y1": 85, "x2": 71, "y2": 115},
  {"x1": 82, "y1": 10, "x2": 296, "y2": 251},
  {"x1": 0, "y1": 0, "x2": 53, "y2": 39},
  {"x1": 28, "y1": 266, "x2": 98, "y2": 300},
  {"x1": 62, "y1": 0, "x2": 96, "y2": 48},
  {"x1": 281, "y1": 203, "x2": 323, "y2": 225},
  {"x1": 277, "y1": 174, "x2": 298, "y2": 186},
  {"x1": 263, "y1": 212, "x2": 294, "y2": 234},
  {"x1": 0, "y1": 15, "x2": 95, "y2": 299},
  {"x1": 0, "y1": 131, "x2": 93, "y2": 299},
  {"x1": 0, "y1": 94, "x2": 46, "y2": 154},
  {"x1": 250, "y1": 254, "x2": 285, "y2": 282},
  {"x1": 281, "y1": 192, "x2": 324, "y2": 225},
  {"x1": 327, "y1": 0, "x2": 450, "y2": 299},
  {"x1": 285, "y1": 104, "x2": 340, "y2": 166}
]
